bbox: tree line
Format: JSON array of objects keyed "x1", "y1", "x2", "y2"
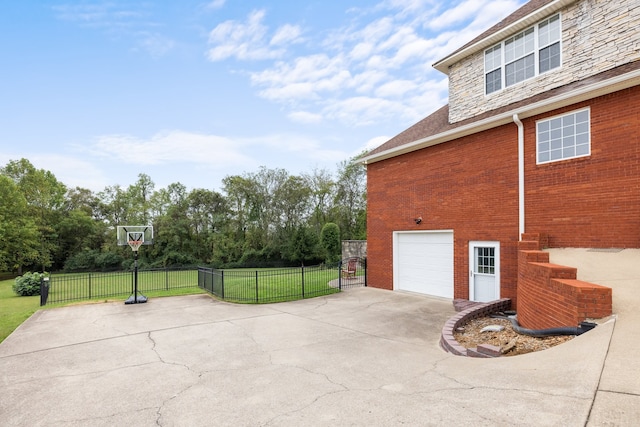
[{"x1": 0, "y1": 157, "x2": 366, "y2": 273}]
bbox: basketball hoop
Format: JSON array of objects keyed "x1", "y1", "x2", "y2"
[
  {"x1": 116, "y1": 226, "x2": 152, "y2": 305},
  {"x1": 126, "y1": 231, "x2": 144, "y2": 252},
  {"x1": 128, "y1": 240, "x2": 143, "y2": 252}
]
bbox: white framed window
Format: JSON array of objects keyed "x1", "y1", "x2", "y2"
[
  {"x1": 536, "y1": 108, "x2": 590, "y2": 164},
  {"x1": 485, "y1": 13, "x2": 561, "y2": 94}
]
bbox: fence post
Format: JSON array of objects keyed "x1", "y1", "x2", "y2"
[
  {"x1": 301, "y1": 266, "x2": 305, "y2": 298},
  {"x1": 255, "y1": 270, "x2": 259, "y2": 303},
  {"x1": 363, "y1": 258, "x2": 367, "y2": 287},
  {"x1": 166, "y1": 267, "x2": 169, "y2": 291},
  {"x1": 40, "y1": 276, "x2": 50, "y2": 306},
  {"x1": 221, "y1": 270, "x2": 225, "y2": 299},
  {"x1": 88, "y1": 273, "x2": 92, "y2": 299}
]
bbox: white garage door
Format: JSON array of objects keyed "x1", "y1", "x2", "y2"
[{"x1": 395, "y1": 231, "x2": 454, "y2": 298}]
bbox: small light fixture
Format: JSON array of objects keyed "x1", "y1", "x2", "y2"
[{"x1": 414, "y1": 217, "x2": 422, "y2": 225}]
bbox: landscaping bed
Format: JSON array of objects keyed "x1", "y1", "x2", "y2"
[{"x1": 453, "y1": 316, "x2": 574, "y2": 356}]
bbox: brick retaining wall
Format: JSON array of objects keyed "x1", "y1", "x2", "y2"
[
  {"x1": 440, "y1": 299, "x2": 512, "y2": 356},
  {"x1": 517, "y1": 236, "x2": 612, "y2": 329}
]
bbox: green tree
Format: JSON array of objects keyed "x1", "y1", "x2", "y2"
[
  {"x1": 65, "y1": 186, "x2": 101, "y2": 218},
  {"x1": 127, "y1": 173, "x2": 155, "y2": 224},
  {"x1": 286, "y1": 226, "x2": 323, "y2": 266},
  {"x1": 151, "y1": 182, "x2": 195, "y2": 266},
  {"x1": 55, "y1": 210, "x2": 104, "y2": 263},
  {"x1": 1, "y1": 158, "x2": 67, "y2": 270},
  {"x1": 98, "y1": 185, "x2": 131, "y2": 227},
  {"x1": 186, "y1": 188, "x2": 229, "y2": 263},
  {"x1": 333, "y1": 154, "x2": 367, "y2": 240},
  {"x1": 320, "y1": 222, "x2": 341, "y2": 263},
  {"x1": 303, "y1": 168, "x2": 335, "y2": 234},
  {"x1": 0, "y1": 175, "x2": 40, "y2": 272}
]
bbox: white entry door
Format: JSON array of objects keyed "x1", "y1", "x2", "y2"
[{"x1": 469, "y1": 241, "x2": 500, "y2": 302}]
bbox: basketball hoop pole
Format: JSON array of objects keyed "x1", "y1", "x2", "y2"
[
  {"x1": 134, "y1": 249, "x2": 140, "y2": 302},
  {"x1": 125, "y1": 241, "x2": 147, "y2": 305}
]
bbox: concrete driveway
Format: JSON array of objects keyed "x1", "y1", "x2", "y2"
[{"x1": 0, "y1": 249, "x2": 636, "y2": 426}]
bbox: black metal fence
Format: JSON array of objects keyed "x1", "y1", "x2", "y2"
[
  {"x1": 198, "y1": 257, "x2": 366, "y2": 303},
  {"x1": 40, "y1": 267, "x2": 197, "y2": 306},
  {"x1": 39, "y1": 258, "x2": 367, "y2": 306}
]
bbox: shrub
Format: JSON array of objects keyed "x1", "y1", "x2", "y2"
[{"x1": 13, "y1": 272, "x2": 47, "y2": 296}]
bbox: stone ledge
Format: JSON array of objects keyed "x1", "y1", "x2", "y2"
[{"x1": 440, "y1": 298, "x2": 512, "y2": 357}]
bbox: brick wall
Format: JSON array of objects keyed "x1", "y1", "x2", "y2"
[
  {"x1": 517, "y1": 239, "x2": 612, "y2": 329},
  {"x1": 367, "y1": 124, "x2": 520, "y2": 298},
  {"x1": 524, "y1": 86, "x2": 640, "y2": 248},
  {"x1": 366, "y1": 87, "x2": 639, "y2": 298}
]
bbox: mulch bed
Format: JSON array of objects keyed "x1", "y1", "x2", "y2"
[{"x1": 453, "y1": 316, "x2": 575, "y2": 356}]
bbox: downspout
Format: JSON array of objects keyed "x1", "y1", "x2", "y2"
[{"x1": 513, "y1": 114, "x2": 525, "y2": 239}]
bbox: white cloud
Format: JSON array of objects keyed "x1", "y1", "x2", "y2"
[
  {"x1": 52, "y1": 3, "x2": 140, "y2": 26},
  {"x1": 251, "y1": 54, "x2": 352, "y2": 101},
  {"x1": 288, "y1": 111, "x2": 323, "y2": 124},
  {"x1": 91, "y1": 131, "x2": 252, "y2": 166},
  {"x1": 364, "y1": 135, "x2": 392, "y2": 152},
  {"x1": 426, "y1": 0, "x2": 486, "y2": 31},
  {"x1": 206, "y1": 0, "x2": 226, "y2": 10},
  {"x1": 52, "y1": 3, "x2": 178, "y2": 58},
  {"x1": 246, "y1": 134, "x2": 346, "y2": 162},
  {"x1": 136, "y1": 33, "x2": 176, "y2": 58},
  {"x1": 375, "y1": 79, "x2": 418, "y2": 98},
  {"x1": 270, "y1": 24, "x2": 303, "y2": 46},
  {"x1": 323, "y1": 97, "x2": 409, "y2": 126},
  {"x1": 81, "y1": 130, "x2": 349, "y2": 182},
  {"x1": 207, "y1": 10, "x2": 302, "y2": 61},
  {"x1": 207, "y1": 0, "x2": 526, "y2": 128}
]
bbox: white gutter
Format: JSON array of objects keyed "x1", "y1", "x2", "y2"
[
  {"x1": 513, "y1": 114, "x2": 525, "y2": 239},
  {"x1": 360, "y1": 67, "x2": 640, "y2": 165}
]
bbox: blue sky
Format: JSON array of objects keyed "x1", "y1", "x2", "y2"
[{"x1": 0, "y1": 0, "x2": 525, "y2": 192}]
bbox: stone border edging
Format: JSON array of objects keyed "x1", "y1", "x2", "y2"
[{"x1": 440, "y1": 298, "x2": 512, "y2": 357}]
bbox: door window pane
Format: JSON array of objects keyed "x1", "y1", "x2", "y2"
[{"x1": 475, "y1": 247, "x2": 495, "y2": 274}]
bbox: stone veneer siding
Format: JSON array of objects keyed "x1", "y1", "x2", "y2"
[
  {"x1": 448, "y1": 0, "x2": 640, "y2": 123},
  {"x1": 341, "y1": 240, "x2": 367, "y2": 261}
]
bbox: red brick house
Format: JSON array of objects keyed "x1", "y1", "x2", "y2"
[{"x1": 361, "y1": 0, "x2": 639, "y2": 324}]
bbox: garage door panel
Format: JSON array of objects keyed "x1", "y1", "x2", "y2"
[{"x1": 395, "y1": 232, "x2": 453, "y2": 299}]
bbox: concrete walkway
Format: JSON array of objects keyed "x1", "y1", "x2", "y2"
[
  {"x1": 0, "y1": 248, "x2": 637, "y2": 426},
  {"x1": 547, "y1": 248, "x2": 640, "y2": 426}
]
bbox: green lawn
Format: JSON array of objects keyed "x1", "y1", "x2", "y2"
[
  {"x1": 200, "y1": 266, "x2": 341, "y2": 303},
  {"x1": 0, "y1": 279, "x2": 40, "y2": 344}
]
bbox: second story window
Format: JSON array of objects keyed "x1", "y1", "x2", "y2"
[{"x1": 485, "y1": 13, "x2": 561, "y2": 94}]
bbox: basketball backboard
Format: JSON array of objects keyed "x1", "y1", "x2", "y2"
[{"x1": 116, "y1": 225, "x2": 154, "y2": 247}]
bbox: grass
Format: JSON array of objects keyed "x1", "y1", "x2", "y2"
[
  {"x1": 0, "y1": 279, "x2": 40, "y2": 344},
  {"x1": 199, "y1": 266, "x2": 342, "y2": 303}
]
